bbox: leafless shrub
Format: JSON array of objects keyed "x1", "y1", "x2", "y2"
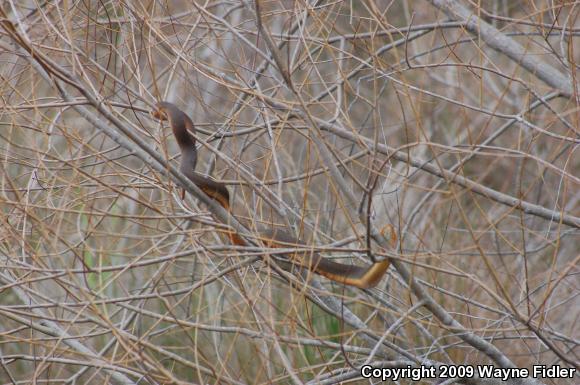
[{"x1": 0, "y1": 1, "x2": 578, "y2": 384}]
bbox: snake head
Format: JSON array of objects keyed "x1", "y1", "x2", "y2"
[{"x1": 151, "y1": 102, "x2": 169, "y2": 121}]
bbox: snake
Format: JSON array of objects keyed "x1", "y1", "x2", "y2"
[{"x1": 152, "y1": 101, "x2": 393, "y2": 288}]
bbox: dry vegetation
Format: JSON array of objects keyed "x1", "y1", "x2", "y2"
[{"x1": 0, "y1": 0, "x2": 578, "y2": 384}]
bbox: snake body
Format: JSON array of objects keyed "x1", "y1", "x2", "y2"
[{"x1": 153, "y1": 101, "x2": 391, "y2": 288}]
